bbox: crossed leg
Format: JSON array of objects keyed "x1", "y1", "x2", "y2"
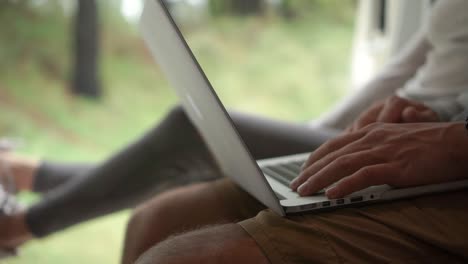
[
  {"x1": 121, "y1": 179, "x2": 266, "y2": 264},
  {"x1": 135, "y1": 224, "x2": 269, "y2": 264}
]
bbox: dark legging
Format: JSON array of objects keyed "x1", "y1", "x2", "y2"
[{"x1": 27, "y1": 106, "x2": 340, "y2": 237}]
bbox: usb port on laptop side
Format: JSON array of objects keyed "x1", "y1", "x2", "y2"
[
  {"x1": 335, "y1": 199, "x2": 345, "y2": 205},
  {"x1": 350, "y1": 196, "x2": 363, "y2": 203}
]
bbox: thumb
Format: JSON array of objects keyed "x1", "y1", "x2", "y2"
[{"x1": 402, "y1": 106, "x2": 439, "y2": 123}]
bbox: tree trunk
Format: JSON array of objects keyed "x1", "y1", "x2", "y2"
[
  {"x1": 71, "y1": 0, "x2": 101, "y2": 98},
  {"x1": 209, "y1": 0, "x2": 264, "y2": 16},
  {"x1": 230, "y1": 0, "x2": 263, "y2": 15},
  {"x1": 280, "y1": 0, "x2": 297, "y2": 20}
]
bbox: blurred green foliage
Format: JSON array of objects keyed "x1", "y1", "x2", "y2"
[
  {"x1": 282, "y1": 0, "x2": 357, "y2": 21},
  {"x1": 0, "y1": 1, "x2": 69, "y2": 79},
  {"x1": 207, "y1": 0, "x2": 356, "y2": 21}
]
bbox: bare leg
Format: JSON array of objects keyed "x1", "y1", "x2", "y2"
[
  {"x1": 136, "y1": 224, "x2": 269, "y2": 264},
  {"x1": 0, "y1": 151, "x2": 98, "y2": 194},
  {"x1": 0, "y1": 153, "x2": 40, "y2": 192},
  {"x1": 121, "y1": 180, "x2": 264, "y2": 264}
]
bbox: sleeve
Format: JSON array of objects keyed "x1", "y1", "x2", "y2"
[
  {"x1": 450, "y1": 93, "x2": 468, "y2": 122},
  {"x1": 450, "y1": 110, "x2": 468, "y2": 122},
  {"x1": 313, "y1": 30, "x2": 432, "y2": 130}
]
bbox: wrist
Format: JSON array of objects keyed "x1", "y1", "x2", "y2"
[{"x1": 446, "y1": 122, "x2": 468, "y2": 175}]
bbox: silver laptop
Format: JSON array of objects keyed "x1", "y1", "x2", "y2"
[{"x1": 139, "y1": 0, "x2": 468, "y2": 216}]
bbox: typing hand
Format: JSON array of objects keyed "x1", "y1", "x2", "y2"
[
  {"x1": 290, "y1": 122, "x2": 468, "y2": 198},
  {"x1": 347, "y1": 95, "x2": 439, "y2": 132}
]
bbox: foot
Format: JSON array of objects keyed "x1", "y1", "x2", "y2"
[
  {"x1": 0, "y1": 212, "x2": 32, "y2": 254},
  {"x1": 0, "y1": 187, "x2": 31, "y2": 259},
  {"x1": 0, "y1": 152, "x2": 39, "y2": 192}
]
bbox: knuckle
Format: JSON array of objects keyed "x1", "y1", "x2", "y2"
[
  {"x1": 295, "y1": 172, "x2": 308, "y2": 183},
  {"x1": 388, "y1": 95, "x2": 402, "y2": 104},
  {"x1": 303, "y1": 176, "x2": 314, "y2": 187},
  {"x1": 366, "y1": 121, "x2": 382, "y2": 130},
  {"x1": 387, "y1": 96, "x2": 407, "y2": 110},
  {"x1": 356, "y1": 118, "x2": 371, "y2": 129},
  {"x1": 321, "y1": 140, "x2": 335, "y2": 152},
  {"x1": 327, "y1": 134, "x2": 349, "y2": 149},
  {"x1": 305, "y1": 175, "x2": 321, "y2": 190},
  {"x1": 358, "y1": 166, "x2": 374, "y2": 181},
  {"x1": 300, "y1": 166, "x2": 315, "y2": 178},
  {"x1": 334, "y1": 155, "x2": 353, "y2": 171},
  {"x1": 303, "y1": 157, "x2": 314, "y2": 169},
  {"x1": 365, "y1": 126, "x2": 387, "y2": 140},
  {"x1": 370, "y1": 100, "x2": 383, "y2": 109},
  {"x1": 315, "y1": 141, "x2": 335, "y2": 157},
  {"x1": 410, "y1": 101, "x2": 424, "y2": 108}
]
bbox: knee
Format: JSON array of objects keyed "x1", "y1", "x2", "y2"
[
  {"x1": 125, "y1": 205, "x2": 148, "y2": 237},
  {"x1": 123, "y1": 196, "x2": 175, "y2": 263},
  {"x1": 135, "y1": 224, "x2": 269, "y2": 264},
  {"x1": 158, "y1": 105, "x2": 201, "y2": 140},
  {"x1": 165, "y1": 105, "x2": 190, "y2": 127},
  {"x1": 126, "y1": 196, "x2": 172, "y2": 239}
]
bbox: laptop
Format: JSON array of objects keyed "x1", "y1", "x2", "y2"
[{"x1": 139, "y1": 0, "x2": 468, "y2": 216}]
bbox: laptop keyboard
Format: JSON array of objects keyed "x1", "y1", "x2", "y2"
[
  {"x1": 261, "y1": 160, "x2": 326, "y2": 195},
  {"x1": 261, "y1": 162, "x2": 302, "y2": 186}
]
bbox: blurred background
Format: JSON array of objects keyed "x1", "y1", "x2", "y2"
[{"x1": 0, "y1": 0, "x2": 357, "y2": 263}]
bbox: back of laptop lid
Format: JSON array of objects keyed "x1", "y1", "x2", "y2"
[{"x1": 140, "y1": 0, "x2": 284, "y2": 215}]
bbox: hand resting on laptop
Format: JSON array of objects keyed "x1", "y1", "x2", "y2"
[
  {"x1": 290, "y1": 122, "x2": 468, "y2": 198},
  {"x1": 346, "y1": 95, "x2": 439, "y2": 132},
  {"x1": 290, "y1": 95, "x2": 443, "y2": 197}
]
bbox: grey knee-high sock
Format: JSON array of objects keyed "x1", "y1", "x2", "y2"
[
  {"x1": 33, "y1": 162, "x2": 96, "y2": 193},
  {"x1": 26, "y1": 106, "x2": 337, "y2": 237},
  {"x1": 26, "y1": 107, "x2": 221, "y2": 237}
]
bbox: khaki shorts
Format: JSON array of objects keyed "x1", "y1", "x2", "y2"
[{"x1": 213, "y1": 179, "x2": 468, "y2": 263}]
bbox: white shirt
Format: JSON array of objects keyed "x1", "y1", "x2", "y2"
[
  {"x1": 317, "y1": 0, "x2": 468, "y2": 128},
  {"x1": 397, "y1": 0, "x2": 468, "y2": 120}
]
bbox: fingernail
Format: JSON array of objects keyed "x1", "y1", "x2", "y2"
[
  {"x1": 297, "y1": 184, "x2": 306, "y2": 195},
  {"x1": 290, "y1": 180, "x2": 297, "y2": 189},
  {"x1": 326, "y1": 187, "x2": 339, "y2": 199}
]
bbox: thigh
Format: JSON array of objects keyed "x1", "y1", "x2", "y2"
[
  {"x1": 230, "y1": 111, "x2": 341, "y2": 160},
  {"x1": 239, "y1": 190, "x2": 468, "y2": 264},
  {"x1": 136, "y1": 224, "x2": 269, "y2": 264},
  {"x1": 122, "y1": 179, "x2": 266, "y2": 263},
  {"x1": 133, "y1": 178, "x2": 265, "y2": 232}
]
